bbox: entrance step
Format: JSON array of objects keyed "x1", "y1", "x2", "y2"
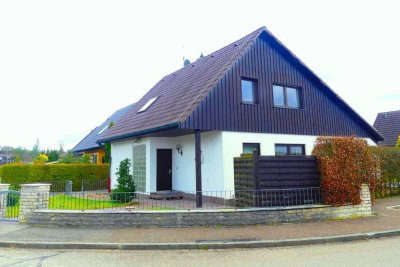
[{"x1": 149, "y1": 190, "x2": 183, "y2": 200}]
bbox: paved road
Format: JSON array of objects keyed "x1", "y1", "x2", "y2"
[{"x1": 0, "y1": 237, "x2": 399, "y2": 267}]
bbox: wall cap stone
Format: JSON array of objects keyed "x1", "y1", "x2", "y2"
[{"x1": 20, "y1": 184, "x2": 51, "y2": 187}]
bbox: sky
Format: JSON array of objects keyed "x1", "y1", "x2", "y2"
[{"x1": 0, "y1": 0, "x2": 399, "y2": 150}]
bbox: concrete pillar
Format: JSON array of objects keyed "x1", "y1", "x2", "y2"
[
  {"x1": 360, "y1": 184, "x2": 372, "y2": 216},
  {"x1": 19, "y1": 184, "x2": 51, "y2": 223},
  {"x1": 0, "y1": 184, "x2": 10, "y2": 218}
]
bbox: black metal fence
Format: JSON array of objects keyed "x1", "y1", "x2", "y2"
[
  {"x1": 8, "y1": 179, "x2": 108, "y2": 194},
  {"x1": 39, "y1": 187, "x2": 324, "y2": 211},
  {"x1": 0, "y1": 190, "x2": 20, "y2": 221}
]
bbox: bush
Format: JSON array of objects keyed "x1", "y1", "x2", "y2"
[
  {"x1": 7, "y1": 192, "x2": 20, "y2": 207},
  {"x1": 110, "y1": 188, "x2": 135, "y2": 203},
  {"x1": 312, "y1": 136, "x2": 377, "y2": 206},
  {"x1": 371, "y1": 146, "x2": 400, "y2": 198},
  {"x1": 110, "y1": 159, "x2": 135, "y2": 202},
  {"x1": 0, "y1": 164, "x2": 109, "y2": 191}
]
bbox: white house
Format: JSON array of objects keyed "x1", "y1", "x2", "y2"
[{"x1": 98, "y1": 27, "x2": 382, "y2": 198}]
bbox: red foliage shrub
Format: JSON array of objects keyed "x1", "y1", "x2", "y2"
[{"x1": 312, "y1": 136, "x2": 377, "y2": 206}]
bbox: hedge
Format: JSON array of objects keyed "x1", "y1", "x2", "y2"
[
  {"x1": 0, "y1": 164, "x2": 109, "y2": 191},
  {"x1": 312, "y1": 136, "x2": 377, "y2": 206},
  {"x1": 372, "y1": 147, "x2": 400, "y2": 198}
]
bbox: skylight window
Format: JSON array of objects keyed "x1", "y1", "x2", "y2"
[
  {"x1": 138, "y1": 97, "x2": 158, "y2": 112},
  {"x1": 97, "y1": 125, "x2": 108, "y2": 135}
]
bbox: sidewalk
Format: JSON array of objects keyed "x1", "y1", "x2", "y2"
[{"x1": 0, "y1": 196, "x2": 399, "y2": 248}]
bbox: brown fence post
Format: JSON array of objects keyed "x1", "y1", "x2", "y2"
[{"x1": 253, "y1": 149, "x2": 260, "y2": 207}]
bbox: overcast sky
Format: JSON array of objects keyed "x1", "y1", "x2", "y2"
[{"x1": 1, "y1": 0, "x2": 399, "y2": 150}]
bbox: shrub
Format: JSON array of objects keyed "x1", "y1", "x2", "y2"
[
  {"x1": 312, "y1": 136, "x2": 377, "y2": 206},
  {"x1": 7, "y1": 192, "x2": 20, "y2": 207},
  {"x1": 371, "y1": 146, "x2": 400, "y2": 198},
  {"x1": 110, "y1": 158, "x2": 135, "y2": 202},
  {"x1": 0, "y1": 164, "x2": 109, "y2": 191}
]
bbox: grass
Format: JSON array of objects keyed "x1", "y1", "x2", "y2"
[
  {"x1": 48, "y1": 195, "x2": 129, "y2": 210},
  {"x1": 4, "y1": 195, "x2": 130, "y2": 218}
]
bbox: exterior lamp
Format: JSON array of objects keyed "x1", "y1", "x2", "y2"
[{"x1": 176, "y1": 144, "x2": 183, "y2": 155}]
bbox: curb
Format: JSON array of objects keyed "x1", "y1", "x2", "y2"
[{"x1": 1, "y1": 229, "x2": 400, "y2": 250}]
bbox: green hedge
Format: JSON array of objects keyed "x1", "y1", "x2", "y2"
[
  {"x1": 0, "y1": 164, "x2": 109, "y2": 191},
  {"x1": 372, "y1": 147, "x2": 400, "y2": 198}
]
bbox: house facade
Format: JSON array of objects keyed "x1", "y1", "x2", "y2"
[
  {"x1": 72, "y1": 104, "x2": 134, "y2": 164},
  {"x1": 98, "y1": 27, "x2": 382, "y2": 194},
  {"x1": 373, "y1": 110, "x2": 400, "y2": 146}
]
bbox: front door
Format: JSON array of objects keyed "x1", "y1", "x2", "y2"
[{"x1": 156, "y1": 149, "x2": 172, "y2": 191}]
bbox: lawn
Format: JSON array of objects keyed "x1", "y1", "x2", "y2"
[
  {"x1": 5, "y1": 195, "x2": 129, "y2": 218},
  {"x1": 48, "y1": 195, "x2": 129, "y2": 210},
  {"x1": 4, "y1": 195, "x2": 182, "y2": 218}
]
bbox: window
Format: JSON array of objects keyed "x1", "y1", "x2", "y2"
[
  {"x1": 138, "y1": 96, "x2": 158, "y2": 112},
  {"x1": 243, "y1": 143, "x2": 260, "y2": 154},
  {"x1": 241, "y1": 78, "x2": 258, "y2": 104},
  {"x1": 273, "y1": 85, "x2": 301, "y2": 108},
  {"x1": 97, "y1": 125, "x2": 108, "y2": 135},
  {"x1": 92, "y1": 154, "x2": 98, "y2": 164},
  {"x1": 275, "y1": 144, "x2": 305, "y2": 156}
]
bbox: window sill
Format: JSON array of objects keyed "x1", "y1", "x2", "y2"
[
  {"x1": 273, "y1": 105, "x2": 304, "y2": 111},
  {"x1": 242, "y1": 102, "x2": 260, "y2": 106}
]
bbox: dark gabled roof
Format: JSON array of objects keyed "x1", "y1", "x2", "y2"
[
  {"x1": 99, "y1": 27, "x2": 264, "y2": 142},
  {"x1": 71, "y1": 104, "x2": 134, "y2": 153},
  {"x1": 99, "y1": 27, "x2": 382, "y2": 143},
  {"x1": 373, "y1": 110, "x2": 400, "y2": 146}
]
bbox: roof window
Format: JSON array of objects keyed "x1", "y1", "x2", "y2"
[
  {"x1": 138, "y1": 97, "x2": 158, "y2": 113},
  {"x1": 97, "y1": 125, "x2": 109, "y2": 135}
]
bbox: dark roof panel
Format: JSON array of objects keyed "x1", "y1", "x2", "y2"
[
  {"x1": 373, "y1": 110, "x2": 400, "y2": 146},
  {"x1": 71, "y1": 104, "x2": 134, "y2": 152},
  {"x1": 99, "y1": 27, "x2": 265, "y2": 142},
  {"x1": 99, "y1": 27, "x2": 382, "y2": 143}
]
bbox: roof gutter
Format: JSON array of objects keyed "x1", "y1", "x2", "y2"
[{"x1": 96, "y1": 122, "x2": 180, "y2": 144}]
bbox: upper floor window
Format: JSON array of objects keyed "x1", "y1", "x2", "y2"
[
  {"x1": 275, "y1": 144, "x2": 305, "y2": 156},
  {"x1": 273, "y1": 85, "x2": 301, "y2": 108},
  {"x1": 241, "y1": 78, "x2": 258, "y2": 104},
  {"x1": 243, "y1": 143, "x2": 260, "y2": 154}
]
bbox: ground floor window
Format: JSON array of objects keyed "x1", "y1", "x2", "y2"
[
  {"x1": 243, "y1": 143, "x2": 260, "y2": 154},
  {"x1": 92, "y1": 154, "x2": 98, "y2": 164},
  {"x1": 275, "y1": 144, "x2": 305, "y2": 156}
]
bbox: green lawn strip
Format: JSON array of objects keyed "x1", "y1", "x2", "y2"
[
  {"x1": 48, "y1": 195, "x2": 128, "y2": 210},
  {"x1": 6, "y1": 206, "x2": 19, "y2": 218}
]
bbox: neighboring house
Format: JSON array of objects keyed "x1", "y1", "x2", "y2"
[
  {"x1": 72, "y1": 104, "x2": 134, "y2": 164},
  {"x1": 98, "y1": 27, "x2": 382, "y2": 194},
  {"x1": 373, "y1": 110, "x2": 400, "y2": 146}
]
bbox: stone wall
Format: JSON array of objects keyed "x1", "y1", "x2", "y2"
[
  {"x1": 26, "y1": 185, "x2": 372, "y2": 228},
  {"x1": 0, "y1": 184, "x2": 9, "y2": 218},
  {"x1": 19, "y1": 184, "x2": 51, "y2": 223}
]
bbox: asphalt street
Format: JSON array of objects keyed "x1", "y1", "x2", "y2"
[{"x1": 0, "y1": 237, "x2": 399, "y2": 267}]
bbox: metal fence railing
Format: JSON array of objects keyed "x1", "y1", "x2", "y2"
[
  {"x1": 0, "y1": 190, "x2": 20, "y2": 221},
  {"x1": 8, "y1": 179, "x2": 108, "y2": 194},
  {"x1": 35, "y1": 187, "x2": 323, "y2": 211}
]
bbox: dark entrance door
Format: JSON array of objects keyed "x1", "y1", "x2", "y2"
[{"x1": 156, "y1": 149, "x2": 172, "y2": 191}]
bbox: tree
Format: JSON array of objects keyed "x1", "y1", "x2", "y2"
[
  {"x1": 46, "y1": 149, "x2": 59, "y2": 162},
  {"x1": 14, "y1": 156, "x2": 22, "y2": 163},
  {"x1": 396, "y1": 135, "x2": 400, "y2": 148},
  {"x1": 110, "y1": 158, "x2": 135, "y2": 202},
  {"x1": 31, "y1": 139, "x2": 40, "y2": 158},
  {"x1": 34, "y1": 154, "x2": 48, "y2": 164}
]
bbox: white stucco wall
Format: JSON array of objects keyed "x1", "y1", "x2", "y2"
[
  {"x1": 110, "y1": 140, "x2": 134, "y2": 189},
  {"x1": 110, "y1": 131, "x2": 375, "y2": 194}
]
